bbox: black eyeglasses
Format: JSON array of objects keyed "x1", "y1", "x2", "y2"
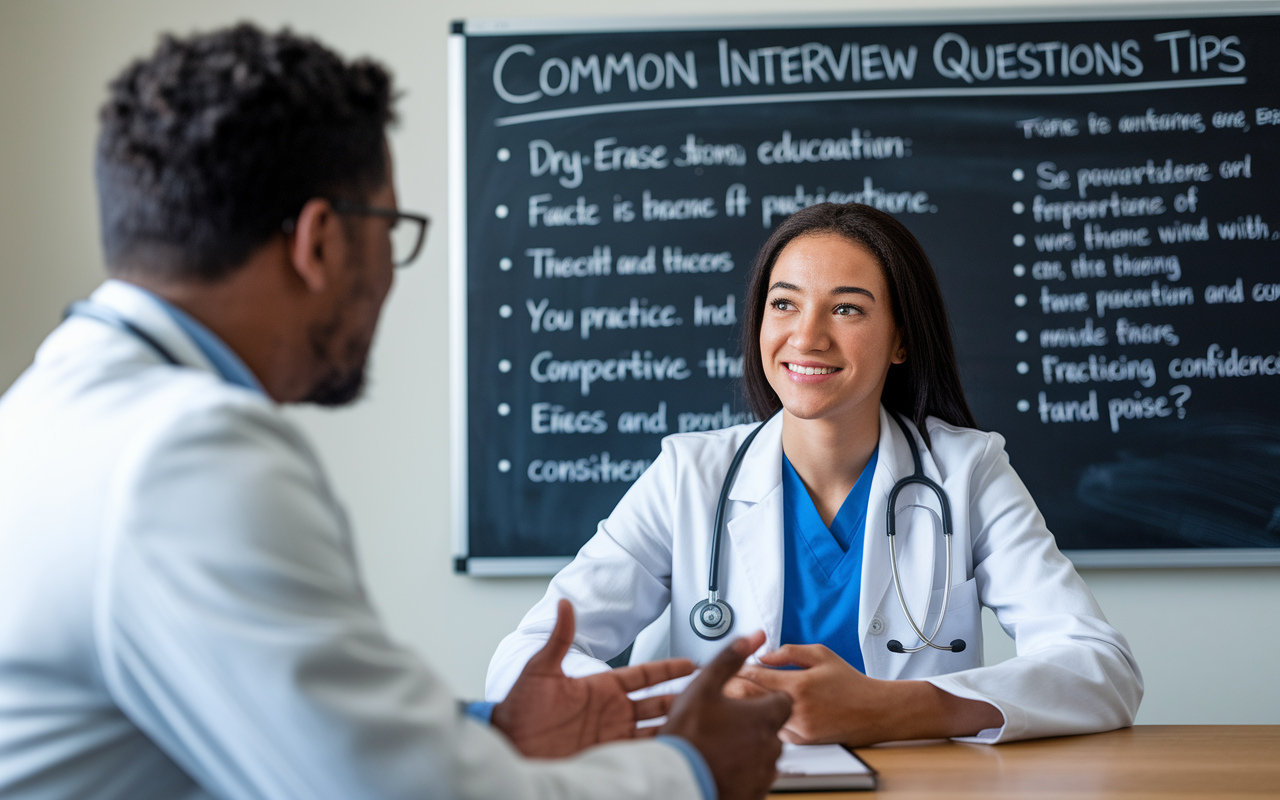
[{"x1": 283, "y1": 200, "x2": 430, "y2": 267}]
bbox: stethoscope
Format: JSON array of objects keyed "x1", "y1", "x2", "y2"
[{"x1": 690, "y1": 410, "x2": 967, "y2": 655}]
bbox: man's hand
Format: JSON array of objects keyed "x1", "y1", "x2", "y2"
[
  {"x1": 491, "y1": 599, "x2": 696, "y2": 759},
  {"x1": 660, "y1": 632, "x2": 793, "y2": 800}
]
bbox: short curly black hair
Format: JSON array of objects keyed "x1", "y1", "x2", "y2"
[{"x1": 96, "y1": 23, "x2": 396, "y2": 281}]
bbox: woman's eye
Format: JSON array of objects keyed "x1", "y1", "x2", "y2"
[
  {"x1": 834, "y1": 304, "x2": 861, "y2": 316},
  {"x1": 770, "y1": 298, "x2": 794, "y2": 311}
]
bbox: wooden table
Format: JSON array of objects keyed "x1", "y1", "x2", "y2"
[{"x1": 774, "y1": 726, "x2": 1280, "y2": 799}]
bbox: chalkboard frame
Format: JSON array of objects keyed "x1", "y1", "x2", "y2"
[{"x1": 448, "y1": 2, "x2": 1280, "y2": 576}]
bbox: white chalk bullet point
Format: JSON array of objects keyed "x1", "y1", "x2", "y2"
[
  {"x1": 1016, "y1": 361, "x2": 1030, "y2": 374},
  {"x1": 1017, "y1": 399, "x2": 1031, "y2": 412},
  {"x1": 1013, "y1": 234, "x2": 1026, "y2": 247},
  {"x1": 498, "y1": 459, "x2": 511, "y2": 473},
  {"x1": 1013, "y1": 264, "x2": 1026, "y2": 277},
  {"x1": 497, "y1": 403, "x2": 510, "y2": 416},
  {"x1": 497, "y1": 148, "x2": 510, "y2": 161},
  {"x1": 1013, "y1": 201, "x2": 1025, "y2": 214},
  {"x1": 1015, "y1": 294, "x2": 1027, "y2": 307},
  {"x1": 498, "y1": 359, "x2": 512, "y2": 373},
  {"x1": 1012, "y1": 168, "x2": 1025, "y2": 181},
  {"x1": 1016, "y1": 330, "x2": 1028, "y2": 342},
  {"x1": 499, "y1": 304, "x2": 512, "y2": 318},
  {"x1": 495, "y1": 204, "x2": 509, "y2": 219},
  {"x1": 499, "y1": 257, "x2": 512, "y2": 271}
]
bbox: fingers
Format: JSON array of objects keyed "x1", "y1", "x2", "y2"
[
  {"x1": 691, "y1": 631, "x2": 766, "y2": 693},
  {"x1": 736, "y1": 664, "x2": 799, "y2": 692},
  {"x1": 756, "y1": 644, "x2": 824, "y2": 669},
  {"x1": 746, "y1": 689, "x2": 795, "y2": 731},
  {"x1": 527, "y1": 599, "x2": 575, "y2": 672},
  {"x1": 722, "y1": 676, "x2": 770, "y2": 699},
  {"x1": 611, "y1": 658, "x2": 695, "y2": 693},
  {"x1": 632, "y1": 693, "x2": 677, "y2": 722}
]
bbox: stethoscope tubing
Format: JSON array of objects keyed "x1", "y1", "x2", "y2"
[{"x1": 694, "y1": 409, "x2": 965, "y2": 655}]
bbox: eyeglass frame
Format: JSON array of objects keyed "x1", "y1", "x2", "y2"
[{"x1": 281, "y1": 199, "x2": 430, "y2": 268}]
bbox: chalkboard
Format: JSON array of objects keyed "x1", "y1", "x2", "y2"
[{"x1": 448, "y1": 5, "x2": 1280, "y2": 575}]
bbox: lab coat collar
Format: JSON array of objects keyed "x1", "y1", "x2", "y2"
[
  {"x1": 88, "y1": 279, "x2": 219, "y2": 378},
  {"x1": 726, "y1": 412, "x2": 784, "y2": 504}
]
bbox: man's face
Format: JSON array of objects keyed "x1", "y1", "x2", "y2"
[{"x1": 302, "y1": 176, "x2": 398, "y2": 406}]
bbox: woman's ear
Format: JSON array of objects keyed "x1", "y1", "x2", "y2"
[{"x1": 892, "y1": 331, "x2": 907, "y2": 365}]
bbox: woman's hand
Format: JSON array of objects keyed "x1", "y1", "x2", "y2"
[{"x1": 734, "y1": 644, "x2": 1004, "y2": 747}]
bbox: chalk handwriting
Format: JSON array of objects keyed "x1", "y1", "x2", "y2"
[
  {"x1": 526, "y1": 452, "x2": 649, "y2": 483},
  {"x1": 1041, "y1": 353, "x2": 1158, "y2": 387},
  {"x1": 531, "y1": 350, "x2": 691, "y2": 396}
]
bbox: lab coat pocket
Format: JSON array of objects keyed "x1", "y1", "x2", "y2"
[{"x1": 892, "y1": 577, "x2": 982, "y2": 679}]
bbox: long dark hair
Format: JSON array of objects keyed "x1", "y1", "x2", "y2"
[{"x1": 740, "y1": 203, "x2": 976, "y2": 446}]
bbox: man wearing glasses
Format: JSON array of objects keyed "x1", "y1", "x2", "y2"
[{"x1": 0, "y1": 23, "x2": 790, "y2": 800}]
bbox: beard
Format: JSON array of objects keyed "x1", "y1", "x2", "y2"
[
  {"x1": 302, "y1": 269, "x2": 378, "y2": 407},
  {"x1": 301, "y1": 315, "x2": 372, "y2": 406}
]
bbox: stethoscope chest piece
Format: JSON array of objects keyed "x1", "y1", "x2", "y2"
[{"x1": 690, "y1": 596, "x2": 734, "y2": 640}]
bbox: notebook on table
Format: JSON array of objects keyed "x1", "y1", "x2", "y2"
[{"x1": 772, "y1": 742, "x2": 877, "y2": 792}]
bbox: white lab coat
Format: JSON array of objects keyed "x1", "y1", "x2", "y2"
[
  {"x1": 487, "y1": 410, "x2": 1143, "y2": 743},
  {"x1": 0, "y1": 280, "x2": 702, "y2": 800}
]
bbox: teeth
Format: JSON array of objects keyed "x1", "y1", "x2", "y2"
[{"x1": 787, "y1": 363, "x2": 837, "y2": 375}]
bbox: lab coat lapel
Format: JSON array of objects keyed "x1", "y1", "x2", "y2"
[{"x1": 725, "y1": 414, "x2": 785, "y2": 649}]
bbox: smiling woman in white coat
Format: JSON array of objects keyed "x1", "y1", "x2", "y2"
[{"x1": 487, "y1": 202, "x2": 1142, "y2": 747}]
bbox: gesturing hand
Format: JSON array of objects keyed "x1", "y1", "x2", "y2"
[
  {"x1": 660, "y1": 632, "x2": 793, "y2": 800},
  {"x1": 491, "y1": 599, "x2": 696, "y2": 759}
]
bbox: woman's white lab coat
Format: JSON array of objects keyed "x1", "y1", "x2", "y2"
[{"x1": 487, "y1": 409, "x2": 1143, "y2": 743}]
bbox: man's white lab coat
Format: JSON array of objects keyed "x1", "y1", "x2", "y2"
[{"x1": 0, "y1": 280, "x2": 702, "y2": 800}]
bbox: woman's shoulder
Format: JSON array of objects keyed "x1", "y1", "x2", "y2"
[{"x1": 921, "y1": 416, "x2": 1008, "y2": 469}]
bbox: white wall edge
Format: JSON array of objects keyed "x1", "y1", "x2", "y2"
[
  {"x1": 460, "y1": 1, "x2": 1280, "y2": 36},
  {"x1": 448, "y1": 32, "x2": 470, "y2": 565}
]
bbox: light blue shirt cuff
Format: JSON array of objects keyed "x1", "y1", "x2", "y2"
[
  {"x1": 463, "y1": 700, "x2": 496, "y2": 725},
  {"x1": 656, "y1": 735, "x2": 718, "y2": 800}
]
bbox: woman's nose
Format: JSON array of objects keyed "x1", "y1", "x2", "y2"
[{"x1": 788, "y1": 310, "x2": 829, "y2": 352}]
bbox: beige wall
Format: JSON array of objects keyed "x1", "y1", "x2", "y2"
[{"x1": 1, "y1": 0, "x2": 1276, "y2": 722}]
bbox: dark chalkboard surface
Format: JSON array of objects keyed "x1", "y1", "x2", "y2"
[{"x1": 448, "y1": 5, "x2": 1280, "y2": 575}]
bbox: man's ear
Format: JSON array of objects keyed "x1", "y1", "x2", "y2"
[{"x1": 288, "y1": 198, "x2": 340, "y2": 293}]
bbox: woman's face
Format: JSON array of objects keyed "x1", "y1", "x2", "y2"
[{"x1": 760, "y1": 233, "x2": 904, "y2": 423}]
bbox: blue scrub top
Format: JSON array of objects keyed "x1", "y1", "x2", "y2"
[{"x1": 780, "y1": 448, "x2": 879, "y2": 672}]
